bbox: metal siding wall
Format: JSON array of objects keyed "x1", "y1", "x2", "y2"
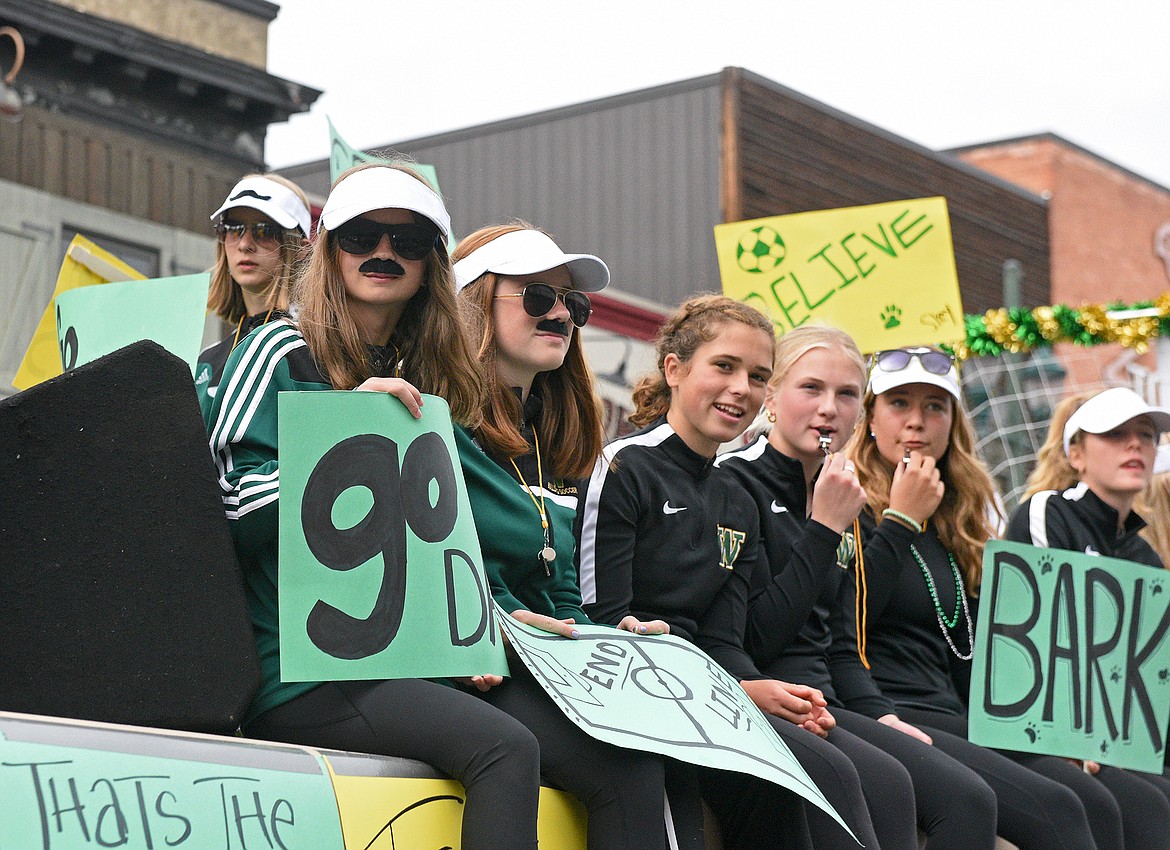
[{"x1": 396, "y1": 85, "x2": 722, "y2": 310}]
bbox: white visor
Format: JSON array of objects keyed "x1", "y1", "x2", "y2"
[
  {"x1": 1062, "y1": 387, "x2": 1170, "y2": 455},
  {"x1": 867, "y1": 349, "x2": 961, "y2": 401},
  {"x1": 210, "y1": 176, "x2": 312, "y2": 237},
  {"x1": 454, "y1": 229, "x2": 609, "y2": 293},
  {"x1": 320, "y1": 167, "x2": 450, "y2": 239}
]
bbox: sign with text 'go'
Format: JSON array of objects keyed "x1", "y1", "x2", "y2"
[
  {"x1": 278, "y1": 392, "x2": 507, "y2": 682},
  {"x1": 970, "y1": 540, "x2": 1170, "y2": 773},
  {"x1": 715, "y1": 197, "x2": 963, "y2": 353}
]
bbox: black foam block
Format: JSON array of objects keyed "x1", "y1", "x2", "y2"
[{"x1": 0, "y1": 341, "x2": 259, "y2": 733}]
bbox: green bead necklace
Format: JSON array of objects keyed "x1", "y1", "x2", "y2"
[{"x1": 910, "y1": 543, "x2": 973, "y2": 661}]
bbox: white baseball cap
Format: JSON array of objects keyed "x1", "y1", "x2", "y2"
[
  {"x1": 1062, "y1": 387, "x2": 1170, "y2": 455},
  {"x1": 453, "y1": 229, "x2": 609, "y2": 293},
  {"x1": 867, "y1": 348, "x2": 961, "y2": 401},
  {"x1": 210, "y1": 176, "x2": 311, "y2": 237},
  {"x1": 320, "y1": 166, "x2": 451, "y2": 239}
]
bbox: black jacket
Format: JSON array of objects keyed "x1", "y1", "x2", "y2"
[
  {"x1": 1005, "y1": 482, "x2": 1163, "y2": 568},
  {"x1": 830, "y1": 510, "x2": 973, "y2": 718},
  {"x1": 715, "y1": 435, "x2": 849, "y2": 694},
  {"x1": 576, "y1": 417, "x2": 766, "y2": 681}
]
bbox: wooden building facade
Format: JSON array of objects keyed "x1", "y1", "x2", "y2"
[{"x1": 284, "y1": 66, "x2": 1051, "y2": 330}]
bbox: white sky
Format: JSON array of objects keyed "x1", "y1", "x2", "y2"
[{"x1": 264, "y1": 0, "x2": 1170, "y2": 188}]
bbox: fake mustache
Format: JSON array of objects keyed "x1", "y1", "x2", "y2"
[
  {"x1": 359, "y1": 258, "x2": 406, "y2": 276},
  {"x1": 536, "y1": 318, "x2": 569, "y2": 337}
]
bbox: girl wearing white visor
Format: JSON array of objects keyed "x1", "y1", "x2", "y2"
[
  {"x1": 453, "y1": 224, "x2": 702, "y2": 849},
  {"x1": 197, "y1": 173, "x2": 310, "y2": 416},
  {"x1": 205, "y1": 164, "x2": 543, "y2": 850},
  {"x1": 1007, "y1": 386, "x2": 1170, "y2": 849}
]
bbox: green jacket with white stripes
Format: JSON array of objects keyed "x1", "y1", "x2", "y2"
[{"x1": 204, "y1": 319, "x2": 336, "y2": 723}]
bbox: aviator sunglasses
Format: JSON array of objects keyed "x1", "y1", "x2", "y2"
[
  {"x1": 871, "y1": 347, "x2": 955, "y2": 376},
  {"x1": 494, "y1": 282, "x2": 592, "y2": 328},
  {"x1": 331, "y1": 219, "x2": 439, "y2": 261},
  {"x1": 215, "y1": 219, "x2": 288, "y2": 247}
]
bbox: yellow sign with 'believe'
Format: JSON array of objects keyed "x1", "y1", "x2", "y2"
[{"x1": 714, "y1": 197, "x2": 964, "y2": 353}]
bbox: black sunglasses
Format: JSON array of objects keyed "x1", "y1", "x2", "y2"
[
  {"x1": 494, "y1": 283, "x2": 592, "y2": 328},
  {"x1": 872, "y1": 347, "x2": 955, "y2": 376},
  {"x1": 331, "y1": 220, "x2": 439, "y2": 261},
  {"x1": 215, "y1": 219, "x2": 288, "y2": 247}
]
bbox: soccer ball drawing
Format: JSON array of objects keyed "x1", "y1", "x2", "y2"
[{"x1": 735, "y1": 226, "x2": 786, "y2": 274}]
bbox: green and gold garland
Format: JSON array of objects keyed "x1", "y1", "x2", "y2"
[{"x1": 953, "y1": 293, "x2": 1170, "y2": 360}]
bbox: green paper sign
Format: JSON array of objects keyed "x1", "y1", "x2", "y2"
[
  {"x1": 0, "y1": 719, "x2": 344, "y2": 850},
  {"x1": 54, "y1": 273, "x2": 211, "y2": 374},
  {"x1": 278, "y1": 391, "x2": 507, "y2": 682},
  {"x1": 499, "y1": 615, "x2": 856, "y2": 842},
  {"x1": 970, "y1": 540, "x2": 1170, "y2": 773},
  {"x1": 327, "y1": 118, "x2": 454, "y2": 252}
]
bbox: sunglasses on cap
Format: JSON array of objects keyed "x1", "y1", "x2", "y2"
[
  {"x1": 871, "y1": 347, "x2": 955, "y2": 376},
  {"x1": 215, "y1": 219, "x2": 288, "y2": 247},
  {"x1": 494, "y1": 282, "x2": 592, "y2": 328},
  {"x1": 331, "y1": 219, "x2": 439, "y2": 261}
]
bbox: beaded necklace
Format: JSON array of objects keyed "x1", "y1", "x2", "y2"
[{"x1": 909, "y1": 541, "x2": 973, "y2": 661}]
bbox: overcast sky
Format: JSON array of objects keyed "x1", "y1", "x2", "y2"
[{"x1": 264, "y1": 0, "x2": 1170, "y2": 189}]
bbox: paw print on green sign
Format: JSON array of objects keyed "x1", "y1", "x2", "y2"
[{"x1": 881, "y1": 305, "x2": 902, "y2": 329}]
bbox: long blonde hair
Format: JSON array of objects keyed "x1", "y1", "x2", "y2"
[
  {"x1": 1140, "y1": 471, "x2": 1170, "y2": 568},
  {"x1": 207, "y1": 172, "x2": 309, "y2": 324},
  {"x1": 849, "y1": 381, "x2": 1001, "y2": 595},
  {"x1": 631, "y1": 294, "x2": 775, "y2": 428},
  {"x1": 294, "y1": 163, "x2": 485, "y2": 426},
  {"x1": 455, "y1": 222, "x2": 605, "y2": 478},
  {"x1": 1022, "y1": 392, "x2": 1092, "y2": 498}
]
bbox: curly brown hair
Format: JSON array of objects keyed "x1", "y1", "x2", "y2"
[{"x1": 630, "y1": 294, "x2": 775, "y2": 428}]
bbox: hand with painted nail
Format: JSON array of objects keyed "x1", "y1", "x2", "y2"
[
  {"x1": 616, "y1": 615, "x2": 671, "y2": 636},
  {"x1": 354, "y1": 376, "x2": 424, "y2": 419},
  {"x1": 509, "y1": 609, "x2": 580, "y2": 638}
]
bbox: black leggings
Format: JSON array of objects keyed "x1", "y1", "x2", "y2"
[
  {"x1": 482, "y1": 666, "x2": 685, "y2": 850},
  {"x1": 703, "y1": 714, "x2": 902, "y2": 850},
  {"x1": 1017, "y1": 758, "x2": 1170, "y2": 850},
  {"x1": 899, "y1": 708, "x2": 1098, "y2": 850},
  {"x1": 244, "y1": 679, "x2": 541, "y2": 850},
  {"x1": 834, "y1": 708, "x2": 998, "y2": 850}
]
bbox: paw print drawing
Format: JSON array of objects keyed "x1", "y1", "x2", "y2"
[
  {"x1": 1159, "y1": 668, "x2": 1169, "y2": 683},
  {"x1": 881, "y1": 305, "x2": 902, "y2": 329},
  {"x1": 1024, "y1": 723, "x2": 1039, "y2": 743},
  {"x1": 1152, "y1": 579, "x2": 1164, "y2": 596},
  {"x1": 1110, "y1": 665, "x2": 1122, "y2": 684},
  {"x1": 1039, "y1": 554, "x2": 1054, "y2": 575}
]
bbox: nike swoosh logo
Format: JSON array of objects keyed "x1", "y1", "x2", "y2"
[
  {"x1": 206, "y1": 384, "x2": 218, "y2": 398},
  {"x1": 1085, "y1": 546, "x2": 1099, "y2": 556},
  {"x1": 663, "y1": 502, "x2": 687, "y2": 515},
  {"x1": 769, "y1": 501, "x2": 788, "y2": 513}
]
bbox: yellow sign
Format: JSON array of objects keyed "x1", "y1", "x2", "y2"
[
  {"x1": 327, "y1": 764, "x2": 587, "y2": 849},
  {"x1": 13, "y1": 234, "x2": 145, "y2": 390},
  {"x1": 714, "y1": 197, "x2": 964, "y2": 353}
]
